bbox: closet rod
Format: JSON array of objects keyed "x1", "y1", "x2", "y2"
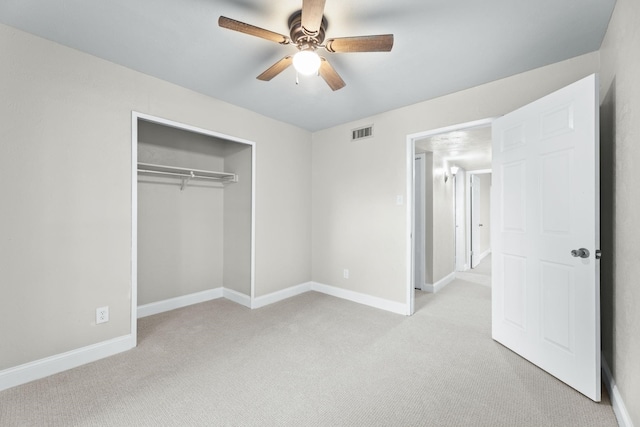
[
  {"x1": 137, "y1": 162, "x2": 237, "y2": 182},
  {"x1": 137, "y1": 168, "x2": 233, "y2": 181}
]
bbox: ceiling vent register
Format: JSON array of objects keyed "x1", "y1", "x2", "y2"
[{"x1": 352, "y1": 125, "x2": 373, "y2": 141}]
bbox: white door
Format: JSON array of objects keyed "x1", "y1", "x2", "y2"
[
  {"x1": 471, "y1": 174, "x2": 481, "y2": 268},
  {"x1": 491, "y1": 74, "x2": 600, "y2": 401},
  {"x1": 454, "y1": 171, "x2": 466, "y2": 271},
  {"x1": 414, "y1": 154, "x2": 426, "y2": 290}
]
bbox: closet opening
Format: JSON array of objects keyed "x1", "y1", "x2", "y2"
[{"x1": 131, "y1": 112, "x2": 255, "y2": 342}]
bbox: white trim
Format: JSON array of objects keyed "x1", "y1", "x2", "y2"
[
  {"x1": 252, "y1": 282, "x2": 313, "y2": 309},
  {"x1": 423, "y1": 271, "x2": 456, "y2": 293},
  {"x1": 406, "y1": 118, "x2": 497, "y2": 319},
  {"x1": 477, "y1": 249, "x2": 491, "y2": 263},
  {"x1": 2, "y1": 279, "x2": 410, "y2": 392},
  {"x1": 250, "y1": 142, "x2": 256, "y2": 303},
  {"x1": 407, "y1": 118, "x2": 497, "y2": 141},
  {"x1": 602, "y1": 355, "x2": 634, "y2": 427},
  {"x1": 406, "y1": 137, "x2": 415, "y2": 314},
  {"x1": 130, "y1": 112, "x2": 139, "y2": 346},
  {"x1": 467, "y1": 168, "x2": 492, "y2": 175},
  {"x1": 311, "y1": 282, "x2": 409, "y2": 315},
  {"x1": 0, "y1": 335, "x2": 135, "y2": 392},
  {"x1": 131, "y1": 111, "x2": 257, "y2": 324},
  {"x1": 137, "y1": 288, "x2": 224, "y2": 318},
  {"x1": 223, "y1": 288, "x2": 252, "y2": 308}
]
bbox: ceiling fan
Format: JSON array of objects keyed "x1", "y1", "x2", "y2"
[{"x1": 218, "y1": 0, "x2": 394, "y2": 91}]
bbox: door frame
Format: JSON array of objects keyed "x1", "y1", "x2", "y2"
[
  {"x1": 413, "y1": 153, "x2": 427, "y2": 291},
  {"x1": 467, "y1": 169, "x2": 492, "y2": 269},
  {"x1": 491, "y1": 74, "x2": 601, "y2": 400},
  {"x1": 406, "y1": 117, "x2": 495, "y2": 314},
  {"x1": 130, "y1": 111, "x2": 256, "y2": 343}
]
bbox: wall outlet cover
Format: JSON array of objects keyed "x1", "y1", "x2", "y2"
[{"x1": 96, "y1": 306, "x2": 109, "y2": 324}]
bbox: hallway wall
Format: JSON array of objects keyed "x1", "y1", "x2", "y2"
[
  {"x1": 599, "y1": 0, "x2": 640, "y2": 423},
  {"x1": 312, "y1": 52, "x2": 599, "y2": 306}
]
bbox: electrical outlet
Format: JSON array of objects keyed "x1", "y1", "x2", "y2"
[
  {"x1": 96, "y1": 306, "x2": 109, "y2": 324},
  {"x1": 343, "y1": 269, "x2": 349, "y2": 279}
]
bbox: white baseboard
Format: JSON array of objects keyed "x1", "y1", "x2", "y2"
[
  {"x1": 478, "y1": 249, "x2": 491, "y2": 263},
  {"x1": 0, "y1": 334, "x2": 135, "y2": 392},
  {"x1": 311, "y1": 282, "x2": 409, "y2": 315},
  {"x1": 251, "y1": 281, "x2": 408, "y2": 315},
  {"x1": 223, "y1": 288, "x2": 251, "y2": 308},
  {"x1": 252, "y1": 282, "x2": 312, "y2": 309},
  {"x1": 423, "y1": 271, "x2": 456, "y2": 293},
  {"x1": 137, "y1": 287, "x2": 224, "y2": 318},
  {"x1": 1, "y1": 281, "x2": 407, "y2": 393},
  {"x1": 602, "y1": 355, "x2": 634, "y2": 427}
]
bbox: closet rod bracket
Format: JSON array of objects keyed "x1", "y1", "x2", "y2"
[{"x1": 180, "y1": 171, "x2": 196, "y2": 191}]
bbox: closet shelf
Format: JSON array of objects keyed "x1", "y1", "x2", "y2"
[{"x1": 137, "y1": 162, "x2": 238, "y2": 190}]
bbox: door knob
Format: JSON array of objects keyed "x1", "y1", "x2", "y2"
[{"x1": 571, "y1": 248, "x2": 590, "y2": 258}]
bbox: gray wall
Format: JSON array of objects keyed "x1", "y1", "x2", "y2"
[
  {"x1": 599, "y1": 0, "x2": 640, "y2": 423},
  {"x1": 424, "y1": 152, "x2": 434, "y2": 284},
  {"x1": 137, "y1": 121, "x2": 227, "y2": 304},
  {"x1": 478, "y1": 173, "x2": 491, "y2": 256},
  {"x1": 455, "y1": 169, "x2": 468, "y2": 271},
  {"x1": 3, "y1": 11, "x2": 636, "y2": 421},
  {"x1": 223, "y1": 143, "x2": 252, "y2": 296},
  {"x1": 312, "y1": 51, "x2": 599, "y2": 305},
  {"x1": 137, "y1": 120, "x2": 253, "y2": 304},
  {"x1": 0, "y1": 23, "x2": 311, "y2": 371},
  {"x1": 431, "y1": 157, "x2": 455, "y2": 283}
]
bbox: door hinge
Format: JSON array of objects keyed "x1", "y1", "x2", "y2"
[{"x1": 596, "y1": 249, "x2": 602, "y2": 260}]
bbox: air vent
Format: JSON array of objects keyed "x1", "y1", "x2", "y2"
[{"x1": 352, "y1": 125, "x2": 373, "y2": 140}]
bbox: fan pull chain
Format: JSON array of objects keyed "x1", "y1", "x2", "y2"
[{"x1": 296, "y1": 71, "x2": 300, "y2": 85}]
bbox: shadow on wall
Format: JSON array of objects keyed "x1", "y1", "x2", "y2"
[{"x1": 599, "y1": 76, "x2": 616, "y2": 372}]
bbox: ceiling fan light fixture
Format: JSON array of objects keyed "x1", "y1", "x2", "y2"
[{"x1": 293, "y1": 50, "x2": 321, "y2": 75}]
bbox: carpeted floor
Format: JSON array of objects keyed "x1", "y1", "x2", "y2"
[
  {"x1": 455, "y1": 254, "x2": 492, "y2": 287},
  {"x1": 0, "y1": 270, "x2": 618, "y2": 426}
]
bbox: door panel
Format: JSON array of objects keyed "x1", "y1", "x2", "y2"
[
  {"x1": 414, "y1": 154, "x2": 426, "y2": 289},
  {"x1": 502, "y1": 254, "x2": 526, "y2": 330},
  {"x1": 491, "y1": 74, "x2": 600, "y2": 401},
  {"x1": 471, "y1": 175, "x2": 481, "y2": 267}
]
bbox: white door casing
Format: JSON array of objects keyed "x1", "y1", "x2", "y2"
[
  {"x1": 491, "y1": 74, "x2": 600, "y2": 401},
  {"x1": 414, "y1": 154, "x2": 426, "y2": 290},
  {"x1": 471, "y1": 174, "x2": 481, "y2": 268},
  {"x1": 455, "y1": 170, "x2": 466, "y2": 271}
]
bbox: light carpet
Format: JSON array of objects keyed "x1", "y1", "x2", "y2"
[{"x1": 0, "y1": 278, "x2": 617, "y2": 426}]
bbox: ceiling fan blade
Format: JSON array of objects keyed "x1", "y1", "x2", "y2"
[
  {"x1": 318, "y1": 57, "x2": 346, "y2": 91},
  {"x1": 301, "y1": 0, "x2": 326, "y2": 34},
  {"x1": 325, "y1": 34, "x2": 394, "y2": 53},
  {"x1": 218, "y1": 16, "x2": 290, "y2": 44},
  {"x1": 257, "y1": 56, "x2": 294, "y2": 81}
]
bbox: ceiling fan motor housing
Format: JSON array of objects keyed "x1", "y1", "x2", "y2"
[{"x1": 288, "y1": 10, "x2": 327, "y2": 46}]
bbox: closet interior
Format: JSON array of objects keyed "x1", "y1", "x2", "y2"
[{"x1": 137, "y1": 118, "x2": 252, "y2": 311}]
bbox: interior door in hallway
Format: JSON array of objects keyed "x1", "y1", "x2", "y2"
[
  {"x1": 414, "y1": 153, "x2": 426, "y2": 290},
  {"x1": 491, "y1": 74, "x2": 600, "y2": 401},
  {"x1": 471, "y1": 174, "x2": 481, "y2": 268}
]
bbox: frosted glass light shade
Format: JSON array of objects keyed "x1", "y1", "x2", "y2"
[{"x1": 293, "y1": 50, "x2": 321, "y2": 75}]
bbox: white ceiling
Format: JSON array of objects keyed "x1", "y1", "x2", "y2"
[
  {"x1": 0, "y1": 0, "x2": 615, "y2": 132},
  {"x1": 416, "y1": 126, "x2": 492, "y2": 172}
]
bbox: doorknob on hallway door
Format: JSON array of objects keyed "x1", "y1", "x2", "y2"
[{"x1": 571, "y1": 248, "x2": 590, "y2": 258}]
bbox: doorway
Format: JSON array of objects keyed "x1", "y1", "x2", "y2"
[
  {"x1": 130, "y1": 112, "x2": 256, "y2": 343},
  {"x1": 407, "y1": 118, "x2": 493, "y2": 313},
  {"x1": 414, "y1": 153, "x2": 427, "y2": 290},
  {"x1": 468, "y1": 170, "x2": 492, "y2": 269}
]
